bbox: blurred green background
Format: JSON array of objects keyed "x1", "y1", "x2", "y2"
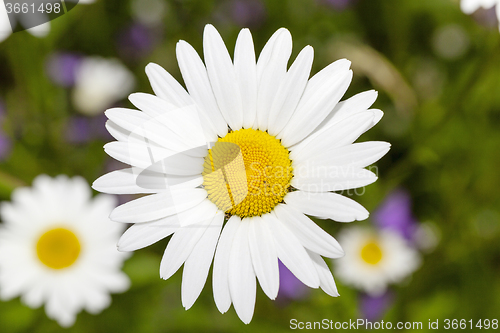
[{"x1": 1, "y1": 0, "x2": 500, "y2": 331}]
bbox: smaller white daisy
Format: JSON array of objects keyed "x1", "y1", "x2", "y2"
[
  {"x1": 334, "y1": 226, "x2": 420, "y2": 296},
  {"x1": 72, "y1": 57, "x2": 135, "y2": 116},
  {"x1": 0, "y1": 175, "x2": 130, "y2": 327}
]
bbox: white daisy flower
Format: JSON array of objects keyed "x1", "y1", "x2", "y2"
[
  {"x1": 72, "y1": 57, "x2": 135, "y2": 116},
  {"x1": 93, "y1": 24, "x2": 390, "y2": 323},
  {"x1": 461, "y1": 0, "x2": 500, "y2": 29},
  {"x1": 0, "y1": 175, "x2": 130, "y2": 327},
  {"x1": 334, "y1": 226, "x2": 421, "y2": 296}
]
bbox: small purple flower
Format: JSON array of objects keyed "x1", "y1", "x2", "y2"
[
  {"x1": 0, "y1": 132, "x2": 11, "y2": 161},
  {"x1": 66, "y1": 114, "x2": 112, "y2": 144},
  {"x1": 116, "y1": 23, "x2": 160, "y2": 60},
  {"x1": 277, "y1": 260, "x2": 310, "y2": 301},
  {"x1": 373, "y1": 189, "x2": 418, "y2": 242},
  {"x1": 45, "y1": 52, "x2": 83, "y2": 87},
  {"x1": 230, "y1": 0, "x2": 267, "y2": 28},
  {"x1": 359, "y1": 290, "x2": 394, "y2": 322},
  {"x1": 319, "y1": 0, "x2": 357, "y2": 11}
]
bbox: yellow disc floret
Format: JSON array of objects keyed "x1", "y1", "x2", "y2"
[
  {"x1": 360, "y1": 241, "x2": 383, "y2": 265},
  {"x1": 36, "y1": 228, "x2": 81, "y2": 270},
  {"x1": 203, "y1": 128, "x2": 293, "y2": 218}
]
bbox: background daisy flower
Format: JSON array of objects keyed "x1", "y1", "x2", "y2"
[
  {"x1": 94, "y1": 24, "x2": 389, "y2": 323},
  {"x1": 334, "y1": 226, "x2": 421, "y2": 296},
  {"x1": 0, "y1": 175, "x2": 130, "y2": 327}
]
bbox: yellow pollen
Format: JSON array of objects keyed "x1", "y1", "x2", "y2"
[
  {"x1": 360, "y1": 241, "x2": 383, "y2": 265},
  {"x1": 203, "y1": 128, "x2": 293, "y2": 218},
  {"x1": 36, "y1": 228, "x2": 81, "y2": 270}
]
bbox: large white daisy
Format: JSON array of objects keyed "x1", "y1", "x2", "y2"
[
  {"x1": 0, "y1": 175, "x2": 130, "y2": 327},
  {"x1": 334, "y1": 226, "x2": 421, "y2": 296},
  {"x1": 93, "y1": 24, "x2": 390, "y2": 323}
]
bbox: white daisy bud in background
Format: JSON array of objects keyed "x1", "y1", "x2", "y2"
[
  {"x1": 72, "y1": 57, "x2": 135, "y2": 116},
  {"x1": 334, "y1": 226, "x2": 421, "y2": 296},
  {"x1": 461, "y1": 0, "x2": 500, "y2": 30},
  {"x1": 93, "y1": 24, "x2": 390, "y2": 324},
  {"x1": 0, "y1": 175, "x2": 130, "y2": 327}
]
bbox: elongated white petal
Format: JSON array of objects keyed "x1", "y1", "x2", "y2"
[
  {"x1": 264, "y1": 213, "x2": 320, "y2": 288},
  {"x1": 145, "y1": 62, "x2": 193, "y2": 107},
  {"x1": 316, "y1": 90, "x2": 378, "y2": 133},
  {"x1": 234, "y1": 28, "x2": 258, "y2": 129},
  {"x1": 302, "y1": 141, "x2": 391, "y2": 169},
  {"x1": 279, "y1": 59, "x2": 353, "y2": 147},
  {"x1": 182, "y1": 212, "x2": 223, "y2": 309},
  {"x1": 159, "y1": 202, "x2": 218, "y2": 280},
  {"x1": 93, "y1": 168, "x2": 161, "y2": 194},
  {"x1": 105, "y1": 120, "x2": 131, "y2": 142},
  {"x1": 290, "y1": 111, "x2": 375, "y2": 163},
  {"x1": 256, "y1": 28, "x2": 292, "y2": 130},
  {"x1": 110, "y1": 188, "x2": 207, "y2": 223},
  {"x1": 307, "y1": 250, "x2": 339, "y2": 297},
  {"x1": 267, "y1": 46, "x2": 314, "y2": 136},
  {"x1": 93, "y1": 168, "x2": 203, "y2": 194},
  {"x1": 292, "y1": 167, "x2": 378, "y2": 192},
  {"x1": 204, "y1": 24, "x2": 243, "y2": 130},
  {"x1": 104, "y1": 142, "x2": 204, "y2": 175},
  {"x1": 117, "y1": 219, "x2": 178, "y2": 251},
  {"x1": 105, "y1": 108, "x2": 197, "y2": 153},
  {"x1": 176, "y1": 40, "x2": 228, "y2": 137},
  {"x1": 213, "y1": 215, "x2": 240, "y2": 313},
  {"x1": 228, "y1": 218, "x2": 256, "y2": 324},
  {"x1": 273, "y1": 204, "x2": 344, "y2": 258},
  {"x1": 284, "y1": 191, "x2": 369, "y2": 222},
  {"x1": 247, "y1": 216, "x2": 279, "y2": 300},
  {"x1": 129, "y1": 93, "x2": 209, "y2": 150}
]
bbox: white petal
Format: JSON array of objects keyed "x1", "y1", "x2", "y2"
[
  {"x1": 284, "y1": 191, "x2": 369, "y2": 222},
  {"x1": 213, "y1": 215, "x2": 240, "y2": 314},
  {"x1": 264, "y1": 213, "x2": 320, "y2": 288},
  {"x1": 106, "y1": 120, "x2": 130, "y2": 142},
  {"x1": 256, "y1": 28, "x2": 292, "y2": 130},
  {"x1": 247, "y1": 216, "x2": 279, "y2": 300},
  {"x1": 228, "y1": 218, "x2": 256, "y2": 324},
  {"x1": 234, "y1": 28, "x2": 258, "y2": 129},
  {"x1": 279, "y1": 59, "x2": 353, "y2": 147},
  {"x1": 93, "y1": 168, "x2": 202, "y2": 194},
  {"x1": 104, "y1": 141, "x2": 204, "y2": 175},
  {"x1": 145, "y1": 62, "x2": 193, "y2": 107},
  {"x1": 182, "y1": 212, "x2": 224, "y2": 309},
  {"x1": 176, "y1": 40, "x2": 228, "y2": 137},
  {"x1": 291, "y1": 167, "x2": 378, "y2": 192},
  {"x1": 307, "y1": 250, "x2": 339, "y2": 297},
  {"x1": 301, "y1": 141, "x2": 391, "y2": 169},
  {"x1": 128, "y1": 93, "x2": 209, "y2": 149},
  {"x1": 267, "y1": 46, "x2": 314, "y2": 136},
  {"x1": 159, "y1": 202, "x2": 218, "y2": 280},
  {"x1": 110, "y1": 188, "x2": 207, "y2": 223},
  {"x1": 105, "y1": 108, "x2": 207, "y2": 156},
  {"x1": 203, "y1": 24, "x2": 243, "y2": 130},
  {"x1": 117, "y1": 218, "x2": 178, "y2": 251},
  {"x1": 290, "y1": 110, "x2": 375, "y2": 163},
  {"x1": 316, "y1": 90, "x2": 378, "y2": 133},
  {"x1": 273, "y1": 204, "x2": 344, "y2": 258}
]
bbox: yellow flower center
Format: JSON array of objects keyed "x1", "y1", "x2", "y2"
[
  {"x1": 360, "y1": 241, "x2": 383, "y2": 265},
  {"x1": 203, "y1": 128, "x2": 293, "y2": 218},
  {"x1": 36, "y1": 228, "x2": 81, "y2": 270}
]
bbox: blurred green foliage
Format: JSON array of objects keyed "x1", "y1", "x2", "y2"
[{"x1": 1, "y1": 0, "x2": 500, "y2": 332}]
